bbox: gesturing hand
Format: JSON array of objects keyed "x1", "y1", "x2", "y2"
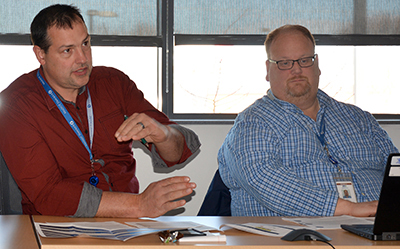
[
  {"x1": 115, "y1": 113, "x2": 185, "y2": 162},
  {"x1": 136, "y1": 176, "x2": 196, "y2": 218},
  {"x1": 115, "y1": 113, "x2": 169, "y2": 144}
]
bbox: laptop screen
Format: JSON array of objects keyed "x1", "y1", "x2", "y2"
[{"x1": 373, "y1": 153, "x2": 400, "y2": 234}]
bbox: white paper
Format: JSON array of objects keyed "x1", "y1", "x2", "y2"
[
  {"x1": 35, "y1": 220, "x2": 219, "y2": 242},
  {"x1": 282, "y1": 215, "x2": 374, "y2": 230},
  {"x1": 126, "y1": 221, "x2": 217, "y2": 232},
  {"x1": 34, "y1": 221, "x2": 163, "y2": 241},
  {"x1": 179, "y1": 232, "x2": 226, "y2": 243},
  {"x1": 220, "y1": 223, "x2": 303, "y2": 237}
]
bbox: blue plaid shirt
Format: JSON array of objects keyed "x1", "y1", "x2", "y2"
[{"x1": 218, "y1": 89, "x2": 398, "y2": 216}]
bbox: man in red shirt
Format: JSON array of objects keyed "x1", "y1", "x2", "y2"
[{"x1": 0, "y1": 4, "x2": 200, "y2": 217}]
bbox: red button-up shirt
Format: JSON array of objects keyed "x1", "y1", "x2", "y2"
[{"x1": 0, "y1": 66, "x2": 195, "y2": 215}]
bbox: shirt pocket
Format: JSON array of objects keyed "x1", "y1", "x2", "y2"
[
  {"x1": 328, "y1": 127, "x2": 381, "y2": 168},
  {"x1": 97, "y1": 109, "x2": 131, "y2": 153}
]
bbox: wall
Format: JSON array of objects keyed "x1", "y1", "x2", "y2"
[{"x1": 134, "y1": 123, "x2": 400, "y2": 216}]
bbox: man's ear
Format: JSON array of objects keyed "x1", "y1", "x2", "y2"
[
  {"x1": 316, "y1": 54, "x2": 321, "y2": 76},
  {"x1": 33, "y1": 45, "x2": 46, "y2": 65},
  {"x1": 265, "y1": 60, "x2": 270, "y2": 82}
]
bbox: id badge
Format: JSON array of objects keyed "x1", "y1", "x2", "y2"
[{"x1": 333, "y1": 172, "x2": 357, "y2": 203}]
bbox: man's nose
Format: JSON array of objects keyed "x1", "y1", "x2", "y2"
[
  {"x1": 75, "y1": 48, "x2": 88, "y2": 64},
  {"x1": 291, "y1": 60, "x2": 303, "y2": 73}
]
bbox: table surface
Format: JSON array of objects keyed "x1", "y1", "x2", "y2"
[
  {"x1": 0, "y1": 215, "x2": 39, "y2": 249},
  {"x1": 28, "y1": 215, "x2": 400, "y2": 249},
  {"x1": 3, "y1": 215, "x2": 400, "y2": 249}
]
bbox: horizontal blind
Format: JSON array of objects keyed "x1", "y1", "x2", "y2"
[
  {"x1": 0, "y1": 0, "x2": 157, "y2": 36},
  {"x1": 174, "y1": 0, "x2": 400, "y2": 35}
]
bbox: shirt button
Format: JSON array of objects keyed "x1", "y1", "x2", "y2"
[{"x1": 361, "y1": 193, "x2": 366, "y2": 196}]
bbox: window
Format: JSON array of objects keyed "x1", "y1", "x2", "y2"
[
  {"x1": 173, "y1": 45, "x2": 267, "y2": 114},
  {"x1": 0, "y1": 0, "x2": 161, "y2": 108},
  {"x1": 1, "y1": 0, "x2": 400, "y2": 122},
  {"x1": 173, "y1": 44, "x2": 400, "y2": 116},
  {"x1": 0, "y1": 46, "x2": 159, "y2": 107},
  {"x1": 171, "y1": 0, "x2": 400, "y2": 121}
]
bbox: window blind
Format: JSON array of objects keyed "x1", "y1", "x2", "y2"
[
  {"x1": 174, "y1": 0, "x2": 400, "y2": 35},
  {"x1": 0, "y1": 0, "x2": 157, "y2": 36}
]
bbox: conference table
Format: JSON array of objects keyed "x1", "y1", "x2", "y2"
[{"x1": 1, "y1": 215, "x2": 400, "y2": 249}]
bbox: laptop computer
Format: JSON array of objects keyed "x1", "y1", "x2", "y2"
[{"x1": 341, "y1": 153, "x2": 400, "y2": 240}]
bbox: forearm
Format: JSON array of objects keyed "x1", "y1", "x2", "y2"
[
  {"x1": 72, "y1": 182, "x2": 103, "y2": 217},
  {"x1": 95, "y1": 191, "x2": 141, "y2": 218},
  {"x1": 334, "y1": 198, "x2": 378, "y2": 217},
  {"x1": 153, "y1": 125, "x2": 185, "y2": 162}
]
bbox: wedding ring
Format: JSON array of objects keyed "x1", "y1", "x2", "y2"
[{"x1": 137, "y1": 122, "x2": 145, "y2": 129}]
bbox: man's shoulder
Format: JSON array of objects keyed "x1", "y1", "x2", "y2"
[
  {"x1": 88, "y1": 66, "x2": 133, "y2": 89},
  {"x1": 319, "y1": 90, "x2": 374, "y2": 125},
  {"x1": 232, "y1": 95, "x2": 292, "y2": 135},
  {"x1": 1, "y1": 69, "x2": 40, "y2": 102},
  {"x1": 240, "y1": 95, "x2": 287, "y2": 120},
  {"x1": 90, "y1": 66, "x2": 127, "y2": 79},
  {"x1": 326, "y1": 96, "x2": 367, "y2": 114}
]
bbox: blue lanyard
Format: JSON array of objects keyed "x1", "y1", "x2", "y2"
[
  {"x1": 37, "y1": 70, "x2": 94, "y2": 161},
  {"x1": 316, "y1": 113, "x2": 339, "y2": 166},
  {"x1": 316, "y1": 114, "x2": 326, "y2": 146}
]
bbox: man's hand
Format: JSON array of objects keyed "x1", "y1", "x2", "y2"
[
  {"x1": 115, "y1": 113, "x2": 169, "y2": 144},
  {"x1": 115, "y1": 113, "x2": 184, "y2": 162},
  {"x1": 96, "y1": 176, "x2": 196, "y2": 218},
  {"x1": 334, "y1": 198, "x2": 378, "y2": 217},
  {"x1": 135, "y1": 176, "x2": 196, "y2": 218}
]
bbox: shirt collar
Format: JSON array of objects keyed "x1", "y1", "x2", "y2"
[
  {"x1": 266, "y1": 89, "x2": 300, "y2": 113},
  {"x1": 267, "y1": 89, "x2": 331, "y2": 107},
  {"x1": 38, "y1": 67, "x2": 88, "y2": 110},
  {"x1": 267, "y1": 88, "x2": 332, "y2": 115}
]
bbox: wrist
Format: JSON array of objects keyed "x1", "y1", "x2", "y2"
[{"x1": 334, "y1": 198, "x2": 352, "y2": 216}]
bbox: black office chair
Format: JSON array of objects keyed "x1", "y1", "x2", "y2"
[
  {"x1": 0, "y1": 151, "x2": 23, "y2": 214},
  {"x1": 197, "y1": 169, "x2": 231, "y2": 216}
]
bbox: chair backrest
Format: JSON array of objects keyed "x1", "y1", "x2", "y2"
[
  {"x1": 0, "y1": 151, "x2": 23, "y2": 215},
  {"x1": 197, "y1": 169, "x2": 231, "y2": 216}
]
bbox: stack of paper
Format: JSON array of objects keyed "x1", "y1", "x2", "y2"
[
  {"x1": 34, "y1": 221, "x2": 162, "y2": 241},
  {"x1": 34, "y1": 220, "x2": 224, "y2": 242}
]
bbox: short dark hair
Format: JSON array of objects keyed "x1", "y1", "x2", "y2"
[
  {"x1": 264, "y1": 24, "x2": 316, "y2": 59},
  {"x1": 30, "y1": 4, "x2": 85, "y2": 53}
]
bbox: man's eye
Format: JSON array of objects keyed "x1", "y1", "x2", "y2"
[
  {"x1": 280, "y1": 61, "x2": 291, "y2": 66},
  {"x1": 63, "y1": 48, "x2": 71, "y2": 53},
  {"x1": 300, "y1": 58, "x2": 309, "y2": 63}
]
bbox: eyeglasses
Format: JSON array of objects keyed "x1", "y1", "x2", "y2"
[{"x1": 268, "y1": 54, "x2": 316, "y2": 70}]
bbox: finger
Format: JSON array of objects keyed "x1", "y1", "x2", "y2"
[
  {"x1": 116, "y1": 117, "x2": 149, "y2": 142},
  {"x1": 120, "y1": 122, "x2": 148, "y2": 141},
  {"x1": 165, "y1": 186, "x2": 194, "y2": 201},
  {"x1": 148, "y1": 180, "x2": 195, "y2": 204},
  {"x1": 163, "y1": 199, "x2": 187, "y2": 211},
  {"x1": 115, "y1": 113, "x2": 140, "y2": 137},
  {"x1": 156, "y1": 176, "x2": 193, "y2": 188}
]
